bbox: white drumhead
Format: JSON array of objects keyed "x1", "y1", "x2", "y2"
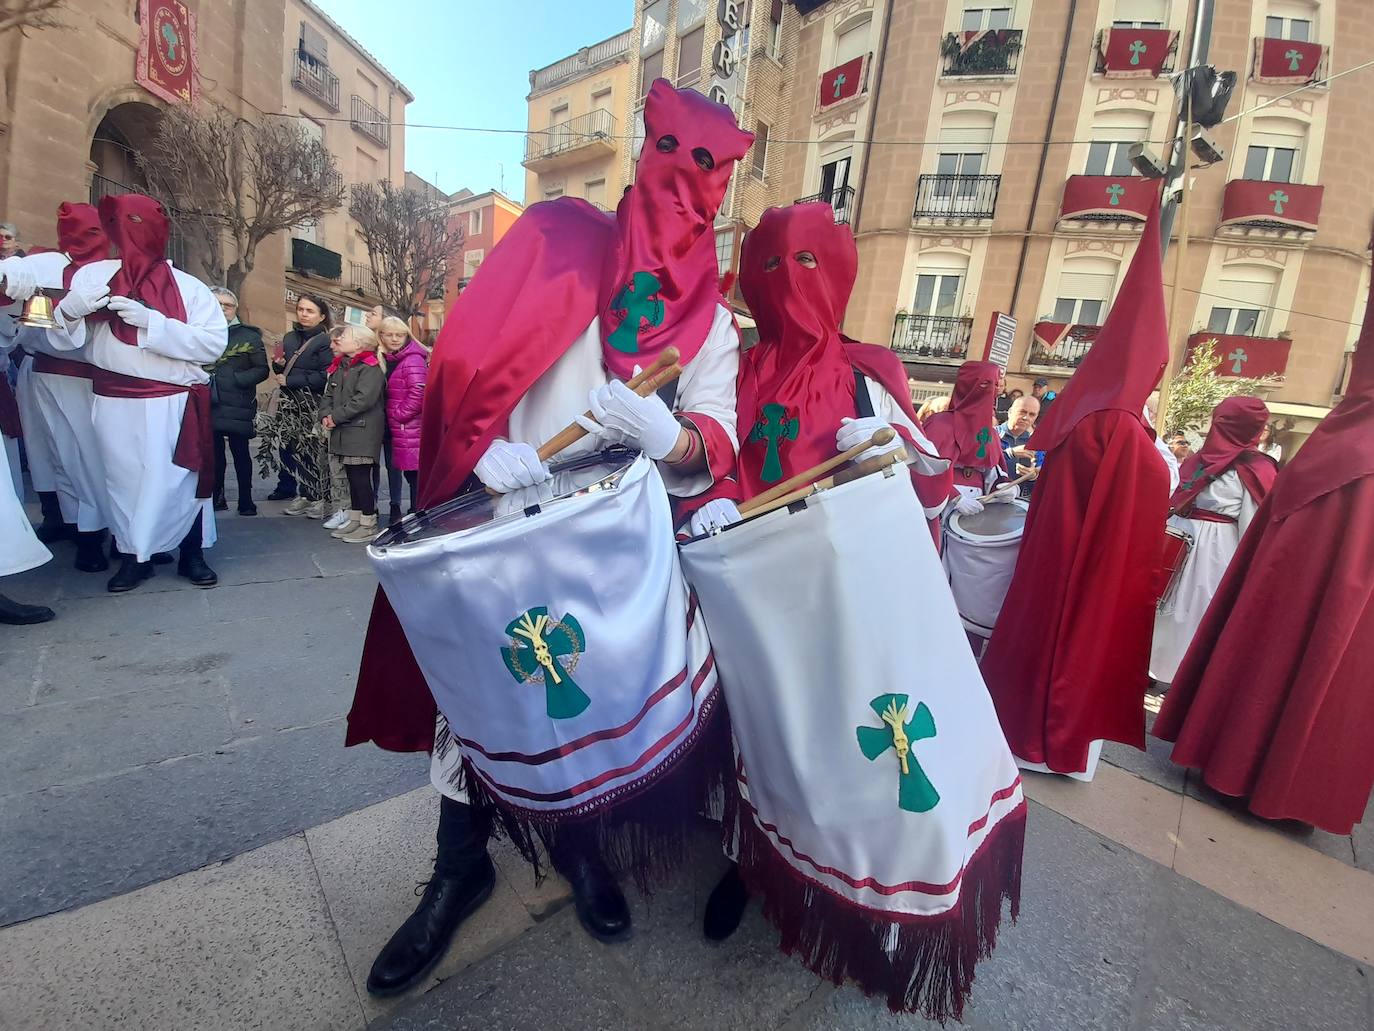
[{"x1": 946, "y1": 499, "x2": 1029, "y2": 546}]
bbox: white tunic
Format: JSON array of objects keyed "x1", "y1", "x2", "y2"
[
  {"x1": 47, "y1": 260, "x2": 227, "y2": 559},
  {"x1": 1149, "y1": 470, "x2": 1259, "y2": 684},
  {"x1": 0, "y1": 425, "x2": 50, "y2": 576}
]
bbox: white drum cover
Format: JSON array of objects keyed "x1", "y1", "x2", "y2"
[
  {"x1": 370, "y1": 454, "x2": 717, "y2": 817},
  {"x1": 943, "y1": 500, "x2": 1029, "y2": 638},
  {"x1": 679, "y1": 469, "x2": 1023, "y2": 921}
]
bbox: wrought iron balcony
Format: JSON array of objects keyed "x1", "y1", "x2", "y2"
[
  {"x1": 523, "y1": 108, "x2": 618, "y2": 169},
  {"x1": 350, "y1": 95, "x2": 390, "y2": 147},
  {"x1": 941, "y1": 29, "x2": 1022, "y2": 77},
  {"x1": 1029, "y1": 322, "x2": 1100, "y2": 369},
  {"x1": 348, "y1": 261, "x2": 376, "y2": 296},
  {"x1": 913, "y1": 174, "x2": 1000, "y2": 220},
  {"x1": 292, "y1": 53, "x2": 340, "y2": 112},
  {"x1": 796, "y1": 185, "x2": 857, "y2": 224},
  {"x1": 891, "y1": 314, "x2": 974, "y2": 364}
]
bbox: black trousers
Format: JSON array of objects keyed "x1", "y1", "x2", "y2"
[
  {"x1": 214, "y1": 432, "x2": 254, "y2": 506},
  {"x1": 345, "y1": 463, "x2": 378, "y2": 516}
]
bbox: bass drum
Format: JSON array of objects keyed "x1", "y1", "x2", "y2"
[{"x1": 942, "y1": 499, "x2": 1029, "y2": 638}]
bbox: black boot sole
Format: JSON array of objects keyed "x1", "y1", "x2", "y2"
[
  {"x1": 107, "y1": 567, "x2": 154, "y2": 594},
  {"x1": 365, "y1": 874, "x2": 496, "y2": 998},
  {"x1": 576, "y1": 910, "x2": 633, "y2": 945}
]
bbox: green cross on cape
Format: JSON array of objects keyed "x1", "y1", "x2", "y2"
[
  {"x1": 501, "y1": 607, "x2": 590, "y2": 720},
  {"x1": 749, "y1": 403, "x2": 800, "y2": 483},
  {"x1": 856, "y1": 693, "x2": 940, "y2": 814},
  {"x1": 607, "y1": 271, "x2": 665, "y2": 354},
  {"x1": 975, "y1": 425, "x2": 993, "y2": 459}
]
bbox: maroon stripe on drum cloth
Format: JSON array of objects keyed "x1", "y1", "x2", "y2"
[
  {"x1": 739, "y1": 776, "x2": 1024, "y2": 898},
  {"x1": 449, "y1": 594, "x2": 700, "y2": 766},
  {"x1": 463, "y1": 651, "x2": 717, "y2": 803}
]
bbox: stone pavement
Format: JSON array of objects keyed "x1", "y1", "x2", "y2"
[{"x1": 2, "y1": 491, "x2": 1373, "y2": 1030}]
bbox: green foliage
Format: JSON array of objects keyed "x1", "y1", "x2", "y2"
[
  {"x1": 254, "y1": 391, "x2": 328, "y2": 501},
  {"x1": 1163, "y1": 338, "x2": 1279, "y2": 438}
]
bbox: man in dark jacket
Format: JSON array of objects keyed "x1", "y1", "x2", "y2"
[
  {"x1": 208, "y1": 288, "x2": 270, "y2": 515},
  {"x1": 269, "y1": 293, "x2": 333, "y2": 515}
]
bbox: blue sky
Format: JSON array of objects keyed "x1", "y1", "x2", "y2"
[{"x1": 315, "y1": 0, "x2": 631, "y2": 204}]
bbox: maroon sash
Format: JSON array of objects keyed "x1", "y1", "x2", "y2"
[
  {"x1": 32, "y1": 354, "x2": 96, "y2": 379},
  {"x1": 91, "y1": 368, "x2": 213, "y2": 498},
  {"x1": 1185, "y1": 509, "x2": 1237, "y2": 525}
]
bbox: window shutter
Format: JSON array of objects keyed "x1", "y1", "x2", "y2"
[
  {"x1": 771, "y1": 0, "x2": 783, "y2": 25},
  {"x1": 300, "y1": 22, "x2": 329, "y2": 62}
]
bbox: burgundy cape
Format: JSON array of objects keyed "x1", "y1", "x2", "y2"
[
  {"x1": 1154, "y1": 259, "x2": 1374, "y2": 834},
  {"x1": 980, "y1": 196, "x2": 1170, "y2": 772},
  {"x1": 348, "y1": 81, "x2": 752, "y2": 754},
  {"x1": 1170, "y1": 395, "x2": 1277, "y2": 515},
  {"x1": 922, "y1": 360, "x2": 1003, "y2": 497}
]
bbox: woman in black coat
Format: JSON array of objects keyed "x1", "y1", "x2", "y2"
[
  {"x1": 267, "y1": 293, "x2": 334, "y2": 510},
  {"x1": 208, "y1": 288, "x2": 270, "y2": 515}
]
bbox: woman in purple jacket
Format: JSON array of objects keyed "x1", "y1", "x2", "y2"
[{"x1": 377, "y1": 316, "x2": 427, "y2": 524}]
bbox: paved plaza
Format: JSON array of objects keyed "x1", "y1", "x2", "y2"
[{"x1": 1, "y1": 490, "x2": 1372, "y2": 1031}]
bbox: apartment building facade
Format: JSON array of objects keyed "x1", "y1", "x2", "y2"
[
  {"x1": 524, "y1": 31, "x2": 635, "y2": 210},
  {"x1": 445, "y1": 188, "x2": 524, "y2": 297},
  {"x1": 283, "y1": 0, "x2": 412, "y2": 321}
]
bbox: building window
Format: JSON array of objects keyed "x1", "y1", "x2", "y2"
[
  {"x1": 752, "y1": 121, "x2": 770, "y2": 179},
  {"x1": 935, "y1": 111, "x2": 994, "y2": 186},
  {"x1": 585, "y1": 178, "x2": 607, "y2": 209},
  {"x1": 769, "y1": 0, "x2": 784, "y2": 58},
  {"x1": 960, "y1": 6, "x2": 1013, "y2": 31},
  {"x1": 299, "y1": 21, "x2": 328, "y2": 62},
  {"x1": 641, "y1": 0, "x2": 668, "y2": 99},
  {"x1": 834, "y1": 17, "x2": 871, "y2": 66},
  {"x1": 591, "y1": 87, "x2": 612, "y2": 111},
  {"x1": 463, "y1": 249, "x2": 485, "y2": 281},
  {"x1": 1085, "y1": 141, "x2": 1137, "y2": 176},
  {"x1": 1206, "y1": 271, "x2": 1277, "y2": 335},
  {"x1": 1111, "y1": 0, "x2": 1167, "y2": 28},
  {"x1": 1085, "y1": 110, "x2": 1152, "y2": 176},
  {"x1": 820, "y1": 152, "x2": 852, "y2": 199},
  {"x1": 676, "y1": 26, "x2": 705, "y2": 86},
  {"x1": 677, "y1": 0, "x2": 709, "y2": 29},
  {"x1": 1265, "y1": 14, "x2": 1312, "y2": 41},
  {"x1": 715, "y1": 226, "x2": 736, "y2": 278},
  {"x1": 913, "y1": 269, "x2": 966, "y2": 318},
  {"x1": 1052, "y1": 264, "x2": 1116, "y2": 325},
  {"x1": 469, "y1": 209, "x2": 483, "y2": 235},
  {"x1": 356, "y1": 147, "x2": 378, "y2": 185},
  {"x1": 1243, "y1": 118, "x2": 1304, "y2": 182},
  {"x1": 545, "y1": 187, "x2": 564, "y2": 200}
]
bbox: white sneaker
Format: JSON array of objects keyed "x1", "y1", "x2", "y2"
[{"x1": 323, "y1": 509, "x2": 348, "y2": 530}]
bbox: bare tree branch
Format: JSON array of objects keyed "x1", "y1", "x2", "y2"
[
  {"x1": 137, "y1": 104, "x2": 344, "y2": 300},
  {"x1": 348, "y1": 181, "x2": 463, "y2": 316},
  {"x1": 0, "y1": 0, "x2": 66, "y2": 34}
]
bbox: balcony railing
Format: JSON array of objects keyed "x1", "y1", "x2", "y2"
[
  {"x1": 523, "y1": 108, "x2": 617, "y2": 166},
  {"x1": 941, "y1": 29, "x2": 1022, "y2": 77},
  {"x1": 89, "y1": 174, "x2": 186, "y2": 267},
  {"x1": 796, "y1": 185, "x2": 857, "y2": 224},
  {"x1": 350, "y1": 95, "x2": 390, "y2": 147},
  {"x1": 530, "y1": 30, "x2": 633, "y2": 92},
  {"x1": 348, "y1": 261, "x2": 376, "y2": 296},
  {"x1": 913, "y1": 174, "x2": 1001, "y2": 219},
  {"x1": 291, "y1": 237, "x2": 341, "y2": 280},
  {"x1": 1029, "y1": 323, "x2": 1100, "y2": 369},
  {"x1": 891, "y1": 314, "x2": 974, "y2": 364},
  {"x1": 292, "y1": 53, "x2": 340, "y2": 111}
]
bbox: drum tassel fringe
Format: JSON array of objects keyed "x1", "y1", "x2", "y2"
[
  {"x1": 727, "y1": 794, "x2": 1026, "y2": 1023},
  {"x1": 444, "y1": 694, "x2": 733, "y2": 893}
]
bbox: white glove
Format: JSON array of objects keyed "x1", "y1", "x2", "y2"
[
  {"x1": 953, "y1": 485, "x2": 984, "y2": 517},
  {"x1": 987, "y1": 483, "x2": 1020, "y2": 504},
  {"x1": 576, "y1": 379, "x2": 683, "y2": 461},
  {"x1": 835, "y1": 416, "x2": 904, "y2": 463},
  {"x1": 56, "y1": 278, "x2": 111, "y2": 321},
  {"x1": 107, "y1": 295, "x2": 153, "y2": 330},
  {"x1": 689, "y1": 498, "x2": 741, "y2": 537},
  {"x1": 474, "y1": 439, "x2": 550, "y2": 493},
  {"x1": 0, "y1": 256, "x2": 37, "y2": 301}
]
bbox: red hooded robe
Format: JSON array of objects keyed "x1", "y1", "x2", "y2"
[
  {"x1": 1154, "y1": 258, "x2": 1374, "y2": 835},
  {"x1": 979, "y1": 196, "x2": 1170, "y2": 772},
  {"x1": 1169, "y1": 395, "x2": 1277, "y2": 516},
  {"x1": 922, "y1": 361, "x2": 1005, "y2": 498},
  {"x1": 348, "y1": 81, "x2": 753, "y2": 753}
]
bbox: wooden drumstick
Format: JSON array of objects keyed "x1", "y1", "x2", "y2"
[
  {"x1": 534, "y1": 346, "x2": 682, "y2": 462},
  {"x1": 739, "y1": 444, "x2": 909, "y2": 522},
  {"x1": 977, "y1": 470, "x2": 1034, "y2": 503},
  {"x1": 737, "y1": 427, "x2": 897, "y2": 516}
]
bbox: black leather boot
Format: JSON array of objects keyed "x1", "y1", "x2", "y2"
[
  {"x1": 177, "y1": 514, "x2": 218, "y2": 588},
  {"x1": 0, "y1": 592, "x2": 55, "y2": 625},
  {"x1": 74, "y1": 530, "x2": 110, "y2": 573},
  {"x1": 702, "y1": 862, "x2": 750, "y2": 942},
  {"x1": 107, "y1": 555, "x2": 153, "y2": 593},
  {"x1": 366, "y1": 798, "x2": 496, "y2": 998},
  {"x1": 554, "y1": 844, "x2": 632, "y2": 944},
  {"x1": 33, "y1": 492, "x2": 73, "y2": 544},
  {"x1": 212, "y1": 491, "x2": 228, "y2": 512}
]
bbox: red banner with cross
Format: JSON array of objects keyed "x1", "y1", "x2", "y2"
[
  {"x1": 1254, "y1": 37, "x2": 1327, "y2": 85},
  {"x1": 1185, "y1": 332, "x2": 1291, "y2": 379},
  {"x1": 1097, "y1": 28, "x2": 1177, "y2": 79},
  {"x1": 818, "y1": 55, "x2": 865, "y2": 110},
  {"x1": 136, "y1": 0, "x2": 198, "y2": 105},
  {"x1": 1220, "y1": 180, "x2": 1323, "y2": 232},
  {"x1": 1059, "y1": 175, "x2": 1157, "y2": 221}
]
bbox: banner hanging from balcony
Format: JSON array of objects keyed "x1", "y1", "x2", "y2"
[
  {"x1": 1185, "y1": 332, "x2": 1291, "y2": 380},
  {"x1": 1254, "y1": 37, "x2": 1327, "y2": 84},
  {"x1": 818, "y1": 55, "x2": 865, "y2": 111},
  {"x1": 136, "y1": 0, "x2": 198, "y2": 105},
  {"x1": 1219, "y1": 180, "x2": 1324, "y2": 233},
  {"x1": 1031, "y1": 322, "x2": 1099, "y2": 369},
  {"x1": 1059, "y1": 175, "x2": 1157, "y2": 222},
  {"x1": 1097, "y1": 28, "x2": 1177, "y2": 79}
]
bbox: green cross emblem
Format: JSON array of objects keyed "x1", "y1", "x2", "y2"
[
  {"x1": 1228, "y1": 348, "x2": 1249, "y2": 374},
  {"x1": 1269, "y1": 189, "x2": 1289, "y2": 215},
  {"x1": 832, "y1": 72, "x2": 847, "y2": 98},
  {"x1": 1285, "y1": 48, "x2": 1302, "y2": 72},
  {"x1": 500, "y1": 607, "x2": 590, "y2": 720},
  {"x1": 975, "y1": 425, "x2": 993, "y2": 459},
  {"x1": 749, "y1": 403, "x2": 800, "y2": 483},
  {"x1": 1106, "y1": 183, "x2": 1126, "y2": 206},
  {"x1": 856, "y1": 694, "x2": 940, "y2": 814},
  {"x1": 1129, "y1": 39, "x2": 1147, "y2": 65},
  {"x1": 607, "y1": 271, "x2": 665, "y2": 355}
]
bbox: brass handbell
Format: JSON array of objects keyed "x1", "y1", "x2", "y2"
[{"x1": 19, "y1": 290, "x2": 57, "y2": 329}]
